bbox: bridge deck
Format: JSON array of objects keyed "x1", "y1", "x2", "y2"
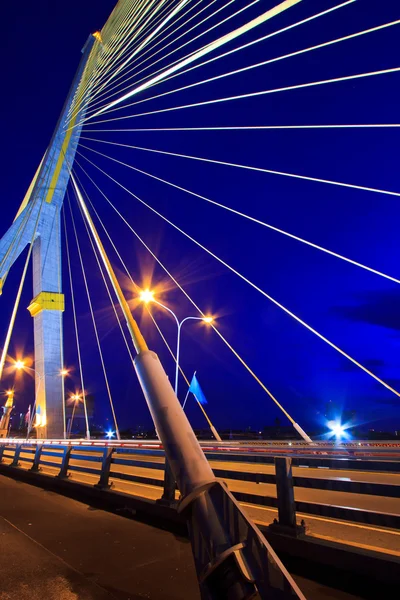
[{"x1": 0, "y1": 475, "x2": 364, "y2": 600}]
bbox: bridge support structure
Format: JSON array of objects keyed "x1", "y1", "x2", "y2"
[
  {"x1": 0, "y1": 33, "x2": 101, "y2": 439},
  {"x1": 0, "y1": 391, "x2": 14, "y2": 438}
]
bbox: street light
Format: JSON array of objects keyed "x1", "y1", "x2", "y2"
[
  {"x1": 12, "y1": 360, "x2": 69, "y2": 437},
  {"x1": 67, "y1": 393, "x2": 83, "y2": 438},
  {"x1": 139, "y1": 289, "x2": 215, "y2": 504},
  {"x1": 139, "y1": 289, "x2": 213, "y2": 398}
]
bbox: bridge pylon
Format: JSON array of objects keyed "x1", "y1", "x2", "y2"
[
  {"x1": 0, "y1": 390, "x2": 14, "y2": 438},
  {"x1": 0, "y1": 33, "x2": 100, "y2": 439}
]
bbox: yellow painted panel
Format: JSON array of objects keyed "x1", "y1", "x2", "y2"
[{"x1": 27, "y1": 291, "x2": 65, "y2": 317}]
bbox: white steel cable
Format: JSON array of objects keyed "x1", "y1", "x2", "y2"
[
  {"x1": 83, "y1": 124, "x2": 400, "y2": 132},
  {"x1": 80, "y1": 0, "x2": 302, "y2": 123},
  {"x1": 125, "y1": 0, "x2": 357, "y2": 99},
  {"x1": 63, "y1": 202, "x2": 91, "y2": 439},
  {"x1": 87, "y1": 19, "x2": 400, "y2": 118},
  {"x1": 91, "y1": 0, "x2": 222, "y2": 104},
  {"x1": 84, "y1": 66, "x2": 400, "y2": 128},
  {"x1": 73, "y1": 158, "x2": 314, "y2": 425},
  {"x1": 80, "y1": 135, "x2": 400, "y2": 199},
  {"x1": 68, "y1": 194, "x2": 121, "y2": 440},
  {"x1": 75, "y1": 143, "x2": 400, "y2": 286},
  {"x1": 76, "y1": 149, "x2": 400, "y2": 399},
  {"x1": 69, "y1": 0, "x2": 168, "y2": 120},
  {"x1": 86, "y1": 0, "x2": 254, "y2": 115},
  {"x1": 74, "y1": 159, "x2": 300, "y2": 425},
  {"x1": 87, "y1": 0, "x2": 192, "y2": 110},
  {"x1": 71, "y1": 171, "x2": 136, "y2": 365}
]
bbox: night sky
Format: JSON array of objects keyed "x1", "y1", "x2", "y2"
[{"x1": 2, "y1": 0, "x2": 400, "y2": 436}]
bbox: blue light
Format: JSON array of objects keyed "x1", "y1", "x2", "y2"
[
  {"x1": 327, "y1": 419, "x2": 348, "y2": 439},
  {"x1": 330, "y1": 423, "x2": 345, "y2": 437},
  {"x1": 106, "y1": 430, "x2": 115, "y2": 439}
]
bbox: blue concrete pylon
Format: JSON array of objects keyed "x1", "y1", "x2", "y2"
[{"x1": 0, "y1": 33, "x2": 100, "y2": 439}]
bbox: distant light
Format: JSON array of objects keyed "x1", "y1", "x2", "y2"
[
  {"x1": 139, "y1": 289, "x2": 154, "y2": 304},
  {"x1": 15, "y1": 360, "x2": 25, "y2": 370},
  {"x1": 6, "y1": 390, "x2": 13, "y2": 396},
  {"x1": 329, "y1": 422, "x2": 345, "y2": 438},
  {"x1": 106, "y1": 430, "x2": 115, "y2": 439},
  {"x1": 203, "y1": 316, "x2": 213, "y2": 324},
  {"x1": 60, "y1": 369, "x2": 69, "y2": 377}
]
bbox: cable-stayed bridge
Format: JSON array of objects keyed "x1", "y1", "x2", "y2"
[{"x1": 1, "y1": 1, "x2": 400, "y2": 598}]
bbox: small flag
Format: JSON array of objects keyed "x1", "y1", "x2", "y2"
[{"x1": 188, "y1": 373, "x2": 208, "y2": 405}]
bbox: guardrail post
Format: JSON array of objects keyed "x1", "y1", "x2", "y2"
[
  {"x1": 11, "y1": 444, "x2": 22, "y2": 467},
  {"x1": 30, "y1": 444, "x2": 43, "y2": 472},
  {"x1": 57, "y1": 446, "x2": 72, "y2": 479},
  {"x1": 157, "y1": 458, "x2": 177, "y2": 506},
  {"x1": 270, "y1": 456, "x2": 305, "y2": 536},
  {"x1": 95, "y1": 447, "x2": 114, "y2": 489}
]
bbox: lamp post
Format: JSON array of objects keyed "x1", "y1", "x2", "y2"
[
  {"x1": 139, "y1": 290, "x2": 213, "y2": 399},
  {"x1": 139, "y1": 290, "x2": 216, "y2": 504},
  {"x1": 67, "y1": 393, "x2": 83, "y2": 438}
]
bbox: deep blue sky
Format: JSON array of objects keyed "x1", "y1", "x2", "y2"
[{"x1": 2, "y1": 0, "x2": 400, "y2": 435}]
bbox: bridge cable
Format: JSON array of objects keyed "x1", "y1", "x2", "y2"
[
  {"x1": 91, "y1": 0, "x2": 209, "y2": 98},
  {"x1": 83, "y1": 66, "x2": 400, "y2": 128},
  {"x1": 72, "y1": 164, "x2": 220, "y2": 434},
  {"x1": 68, "y1": 0, "x2": 160, "y2": 120},
  {"x1": 87, "y1": 0, "x2": 228, "y2": 110},
  {"x1": 82, "y1": 0, "x2": 255, "y2": 116},
  {"x1": 81, "y1": 135, "x2": 400, "y2": 200},
  {"x1": 69, "y1": 0, "x2": 169, "y2": 116},
  {"x1": 73, "y1": 0, "x2": 192, "y2": 119},
  {"x1": 77, "y1": 142, "x2": 400, "y2": 286},
  {"x1": 75, "y1": 149, "x2": 400, "y2": 400},
  {"x1": 83, "y1": 18, "x2": 400, "y2": 120},
  {"x1": 69, "y1": 0, "x2": 355, "y2": 128},
  {"x1": 63, "y1": 200, "x2": 91, "y2": 439},
  {"x1": 78, "y1": 0, "x2": 355, "y2": 121},
  {"x1": 67, "y1": 193, "x2": 121, "y2": 440},
  {"x1": 74, "y1": 157, "x2": 303, "y2": 427},
  {"x1": 83, "y1": 124, "x2": 400, "y2": 133},
  {"x1": 76, "y1": 0, "x2": 302, "y2": 124}
]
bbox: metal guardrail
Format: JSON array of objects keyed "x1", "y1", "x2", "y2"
[{"x1": 1, "y1": 442, "x2": 399, "y2": 530}]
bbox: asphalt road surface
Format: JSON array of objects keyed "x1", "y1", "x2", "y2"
[{"x1": 0, "y1": 475, "x2": 366, "y2": 600}]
